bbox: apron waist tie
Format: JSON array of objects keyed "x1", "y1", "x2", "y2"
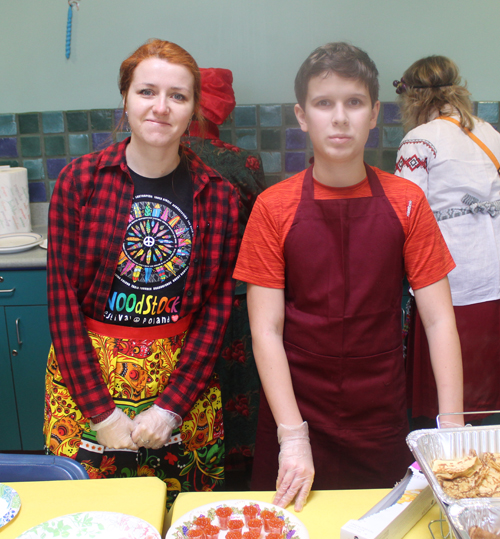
[{"x1": 84, "y1": 314, "x2": 192, "y2": 340}]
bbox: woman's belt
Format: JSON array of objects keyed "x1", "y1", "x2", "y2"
[{"x1": 85, "y1": 314, "x2": 192, "y2": 340}]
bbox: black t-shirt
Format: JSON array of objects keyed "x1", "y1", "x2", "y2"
[{"x1": 103, "y1": 159, "x2": 193, "y2": 327}]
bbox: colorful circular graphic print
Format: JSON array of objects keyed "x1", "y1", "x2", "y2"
[{"x1": 116, "y1": 197, "x2": 192, "y2": 290}]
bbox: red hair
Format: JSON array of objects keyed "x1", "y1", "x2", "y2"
[{"x1": 117, "y1": 38, "x2": 204, "y2": 134}]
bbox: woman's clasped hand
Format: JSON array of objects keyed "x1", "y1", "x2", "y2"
[{"x1": 90, "y1": 405, "x2": 180, "y2": 450}]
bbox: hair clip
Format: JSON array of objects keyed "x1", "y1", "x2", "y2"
[{"x1": 393, "y1": 78, "x2": 407, "y2": 95}]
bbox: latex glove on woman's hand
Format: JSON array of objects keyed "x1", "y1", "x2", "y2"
[
  {"x1": 131, "y1": 404, "x2": 181, "y2": 449},
  {"x1": 90, "y1": 407, "x2": 138, "y2": 450},
  {"x1": 439, "y1": 413, "x2": 465, "y2": 429},
  {"x1": 273, "y1": 421, "x2": 315, "y2": 512}
]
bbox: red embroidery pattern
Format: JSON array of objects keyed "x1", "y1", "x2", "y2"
[{"x1": 395, "y1": 154, "x2": 428, "y2": 173}]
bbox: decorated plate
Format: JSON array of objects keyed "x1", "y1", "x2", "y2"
[
  {"x1": 0, "y1": 483, "x2": 21, "y2": 528},
  {"x1": 0, "y1": 233, "x2": 44, "y2": 254},
  {"x1": 16, "y1": 511, "x2": 161, "y2": 539},
  {"x1": 166, "y1": 499, "x2": 309, "y2": 538}
]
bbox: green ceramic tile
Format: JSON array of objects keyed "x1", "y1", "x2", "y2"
[
  {"x1": 66, "y1": 111, "x2": 89, "y2": 132},
  {"x1": 116, "y1": 132, "x2": 131, "y2": 143},
  {"x1": 383, "y1": 126, "x2": 404, "y2": 148},
  {"x1": 0, "y1": 159, "x2": 19, "y2": 167},
  {"x1": 18, "y1": 113, "x2": 40, "y2": 134},
  {"x1": 69, "y1": 134, "x2": 90, "y2": 155},
  {"x1": 44, "y1": 135, "x2": 66, "y2": 156},
  {"x1": 381, "y1": 150, "x2": 398, "y2": 173},
  {"x1": 364, "y1": 149, "x2": 378, "y2": 167},
  {"x1": 0, "y1": 114, "x2": 16, "y2": 136},
  {"x1": 91, "y1": 110, "x2": 113, "y2": 131},
  {"x1": 477, "y1": 102, "x2": 499, "y2": 124},
  {"x1": 49, "y1": 180, "x2": 57, "y2": 196},
  {"x1": 261, "y1": 129, "x2": 282, "y2": 150},
  {"x1": 284, "y1": 105, "x2": 299, "y2": 126},
  {"x1": 218, "y1": 129, "x2": 232, "y2": 144},
  {"x1": 42, "y1": 112, "x2": 64, "y2": 133},
  {"x1": 21, "y1": 136, "x2": 42, "y2": 157},
  {"x1": 23, "y1": 159, "x2": 45, "y2": 180},
  {"x1": 265, "y1": 175, "x2": 282, "y2": 187}
]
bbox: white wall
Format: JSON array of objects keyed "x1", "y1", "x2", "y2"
[{"x1": 2, "y1": 0, "x2": 500, "y2": 113}]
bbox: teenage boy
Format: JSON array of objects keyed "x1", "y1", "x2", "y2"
[{"x1": 233, "y1": 42, "x2": 463, "y2": 511}]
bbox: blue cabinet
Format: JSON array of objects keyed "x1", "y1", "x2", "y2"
[{"x1": 0, "y1": 270, "x2": 51, "y2": 450}]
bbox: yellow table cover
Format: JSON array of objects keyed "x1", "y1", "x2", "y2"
[
  {"x1": 1, "y1": 476, "x2": 166, "y2": 539},
  {"x1": 167, "y1": 489, "x2": 445, "y2": 539}
]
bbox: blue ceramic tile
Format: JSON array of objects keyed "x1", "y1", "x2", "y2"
[
  {"x1": 0, "y1": 114, "x2": 16, "y2": 136},
  {"x1": 260, "y1": 152, "x2": 282, "y2": 174},
  {"x1": 47, "y1": 158, "x2": 67, "y2": 179},
  {"x1": 42, "y1": 112, "x2": 64, "y2": 133},
  {"x1": 92, "y1": 133, "x2": 112, "y2": 151},
  {"x1": 236, "y1": 129, "x2": 257, "y2": 150},
  {"x1": 383, "y1": 126, "x2": 404, "y2": 149},
  {"x1": 477, "y1": 102, "x2": 499, "y2": 124},
  {"x1": 383, "y1": 103, "x2": 401, "y2": 124},
  {"x1": 285, "y1": 152, "x2": 306, "y2": 172},
  {"x1": 114, "y1": 109, "x2": 129, "y2": 131},
  {"x1": 365, "y1": 127, "x2": 380, "y2": 149},
  {"x1": 23, "y1": 159, "x2": 45, "y2": 180},
  {"x1": 234, "y1": 106, "x2": 256, "y2": 127},
  {"x1": 28, "y1": 181, "x2": 47, "y2": 202},
  {"x1": 260, "y1": 105, "x2": 282, "y2": 127},
  {"x1": 286, "y1": 128, "x2": 306, "y2": 150},
  {"x1": 69, "y1": 134, "x2": 90, "y2": 155},
  {"x1": 0, "y1": 138, "x2": 18, "y2": 158}
]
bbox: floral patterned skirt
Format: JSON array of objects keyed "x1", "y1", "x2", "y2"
[{"x1": 43, "y1": 327, "x2": 224, "y2": 509}]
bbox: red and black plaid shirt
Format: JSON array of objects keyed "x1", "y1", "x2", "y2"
[{"x1": 47, "y1": 139, "x2": 239, "y2": 419}]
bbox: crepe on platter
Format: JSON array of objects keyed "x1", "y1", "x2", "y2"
[
  {"x1": 432, "y1": 451, "x2": 500, "y2": 498},
  {"x1": 469, "y1": 526, "x2": 500, "y2": 539}
]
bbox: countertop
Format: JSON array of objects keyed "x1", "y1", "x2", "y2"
[{"x1": 0, "y1": 226, "x2": 48, "y2": 270}]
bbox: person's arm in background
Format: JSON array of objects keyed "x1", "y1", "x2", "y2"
[
  {"x1": 247, "y1": 284, "x2": 314, "y2": 512},
  {"x1": 395, "y1": 137, "x2": 432, "y2": 196},
  {"x1": 413, "y1": 277, "x2": 464, "y2": 427}
]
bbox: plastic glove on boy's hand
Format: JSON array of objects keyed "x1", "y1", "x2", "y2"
[
  {"x1": 273, "y1": 421, "x2": 315, "y2": 512},
  {"x1": 131, "y1": 404, "x2": 181, "y2": 450},
  {"x1": 90, "y1": 407, "x2": 138, "y2": 450}
]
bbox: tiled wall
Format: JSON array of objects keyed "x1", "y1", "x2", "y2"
[{"x1": 0, "y1": 101, "x2": 498, "y2": 208}]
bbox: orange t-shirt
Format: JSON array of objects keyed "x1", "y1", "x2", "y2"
[{"x1": 234, "y1": 166, "x2": 455, "y2": 290}]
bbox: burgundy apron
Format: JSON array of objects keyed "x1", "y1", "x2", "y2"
[{"x1": 252, "y1": 164, "x2": 412, "y2": 490}]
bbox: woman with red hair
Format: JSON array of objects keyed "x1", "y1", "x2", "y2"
[{"x1": 44, "y1": 39, "x2": 239, "y2": 507}]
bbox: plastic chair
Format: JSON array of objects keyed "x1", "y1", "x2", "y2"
[{"x1": 0, "y1": 453, "x2": 89, "y2": 482}]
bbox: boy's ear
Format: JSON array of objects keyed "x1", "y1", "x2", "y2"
[
  {"x1": 295, "y1": 104, "x2": 308, "y2": 133},
  {"x1": 370, "y1": 101, "x2": 381, "y2": 129}
]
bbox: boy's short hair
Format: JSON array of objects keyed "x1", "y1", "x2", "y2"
[{"x1": 295, "y1": 42, "x2": 379, "y2": 109}]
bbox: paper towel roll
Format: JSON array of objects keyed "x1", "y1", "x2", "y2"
[{"x1": 0, "y1": 167, "x2": 31, "y2": 234}]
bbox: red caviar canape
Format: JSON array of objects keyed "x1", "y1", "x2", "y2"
[
  {"x1": 194, "y1": 517, "x2": 211, "y2": 529},
  {"x1": 215, "y1": 506, "x2": 233, "y2": 530},
  {"x1": 243, "y1": 505, "x2": 259, "y2": 525},
  {"x1": 226, "y1": 531, "x2": 243, "y2": 539},
  {"x1": 247, "y1": 518, "x2": 263, "y2": 534},
  {"x1": 204, "y1": 524, "x2": 220, "y2": 539},
  {"x1": 187, "y1": 529, "x2": 205, "y2": 539},
  {"x1": 242, "y1": 531, "x2": 260, "y2": 539},
  {"x1": 268, "y1": 518, "x2": 285, "y2": 535},
  {"x1": 228, "y1": 519, "x2": 244, "y2": 531},
  {"x1": 260, "y1": 510, "x2": 275, "y2": 532}
]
